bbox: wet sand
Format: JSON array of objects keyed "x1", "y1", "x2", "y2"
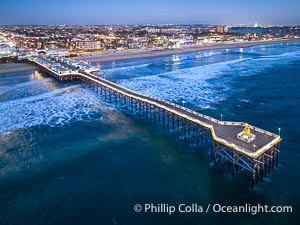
[
  {"x1": 75, "y1": 38, "x2": 300, "y2": 63},
  {"x1": 0, "y1": 63, "x2": 37, "y2": 75}
]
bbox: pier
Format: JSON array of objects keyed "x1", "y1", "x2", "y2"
[{"x1": 27, "y1": 55, "x2": 281, "y2": 187}]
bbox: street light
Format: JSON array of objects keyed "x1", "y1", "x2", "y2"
[
  {"x1": 278, "y1": 128, "x2": 281, "y2": 136},
  {"x1": 253, "y1": 144, "x2": 256, "y2": 151},
  {"x1": 182, "y1": 100, "x2": 185, "y2": 107},
  {"x1": 220, "y1": 114, "x2": 223, "y2": 122}
]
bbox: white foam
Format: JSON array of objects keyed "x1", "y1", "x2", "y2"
[
  {"x1": 117, "y1": 58, "x2": 244, "y2": 107},
  {"x1": 0, "y1": 85, "x2": 109, "y2": 134},
  {"x1": 202, "y1": 50, "x2": 223, "y2": 58},
  {"x1": 238, "y1": 99, "x2": 252, "y2": 103}
]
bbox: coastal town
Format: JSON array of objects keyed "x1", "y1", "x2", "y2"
[{"x1": 0, "y1": 24, "x2": 299, "y2": 61}]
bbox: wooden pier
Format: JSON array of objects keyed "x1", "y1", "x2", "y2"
[{"x1": 27, "y1": 56, "x2": 281, "y2": 187}]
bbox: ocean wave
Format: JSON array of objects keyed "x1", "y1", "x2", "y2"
[
  {"x1": 102, "y1": 63, "x2": 151, "y2": 73},
  {"x1": 232, "y1": 50, "x2": 300, "y2": 76},
  {"x1": 201, "y1": 50, "x2": 224, "y2": 58},
  {"x1": 100, "y1": 63, "x2": 154, "y2": 80},
  {"x1": 0, "y1": 79, "x2": 60, "y2": 102},
  {"x1": 117, "y1": 58, "x2": 242, "y2": 107},
  {"x1": 0, "y1": 78, "x2": 53, "y2": 95},
  {"x1": 255, "y1": 50, "x2": 300, "y2": 61},
  {"x1": 0, "y1": 85, "x2": 109, "y2": 134}
]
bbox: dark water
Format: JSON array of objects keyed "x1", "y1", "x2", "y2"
[{"x1": 0, "y1": 42, "x2": 299, "y2": 225}]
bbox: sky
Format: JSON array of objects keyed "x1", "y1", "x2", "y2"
[{"x1": 0, "y1": 0, "x2": 299, "y2": 25}]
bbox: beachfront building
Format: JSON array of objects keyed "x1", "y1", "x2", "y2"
[
  {"x1": 0, "y1": 37, "x2": 17, "y2": 58},
  {"x1": 75, "y1": 41, "x2": 101, "y2": 50},
  {"x1": 196, "y1": 37, "x2": 209, "y2": 44},
  {"x1": 168, "y1": 38, "x2": 195, "y2": 48},
  {"x1": 0, "y1": 44, "x2": 17, "y2": 58},
  {"x1": 209, "y1": 35, "x2": 224, "y2": 43},
  {"x1": 216, "y1": 26, "x2": 228, "y2": 33}
]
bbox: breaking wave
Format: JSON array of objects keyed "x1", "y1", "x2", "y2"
[{"x1": 0, "y1": 83, "x2": 109, "y2": 134}]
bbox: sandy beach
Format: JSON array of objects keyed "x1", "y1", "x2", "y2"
[
  {"x1": 0, "y1": 63, "x2": 37, "y2": 75},
  {"x1": 75, "y1": 38, "x2": 300, "y2": 63}
]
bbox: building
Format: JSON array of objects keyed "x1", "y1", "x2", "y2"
[
  {"x1": 0, "y1": 44, "x2": 16, "y2": 58},
  {"x1": 75, "y1": 41, "x2": 101, "y2": 50},
  {"x1": 216, "y1": 26, "x2": 228, "y2": 33}
]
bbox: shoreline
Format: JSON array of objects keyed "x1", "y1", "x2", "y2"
[
  {"x1": 0, "y1": 63, "x2": 37, "y2": 75},
  {"x1": 75, "y1": 38, "x2": 300, "y2": 63},
  {"x1": 0, "y1": 38, "x2": 299, "y2": 75}
]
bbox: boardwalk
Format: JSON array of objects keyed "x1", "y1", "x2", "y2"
[{"x1": 27, "y1": 55, "x2": 281, "y2": 187}]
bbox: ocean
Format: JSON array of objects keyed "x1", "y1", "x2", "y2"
[{"x1": 0, "y1": 42, "x2": 299, "y2": 225}]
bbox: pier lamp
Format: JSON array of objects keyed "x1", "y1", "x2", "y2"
[
  {"x1": 278, "y1": 128, "x2": 281, "y2": 136},
  {"x1": 253, "y1": 144, "x2": 256, "y2": 151},
  {"x1": 220, "y1": 114, "x2": 223, "y2": 122},
  {"x1": 182, "y1": 100, "x2": 185, "y2": 107}
]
